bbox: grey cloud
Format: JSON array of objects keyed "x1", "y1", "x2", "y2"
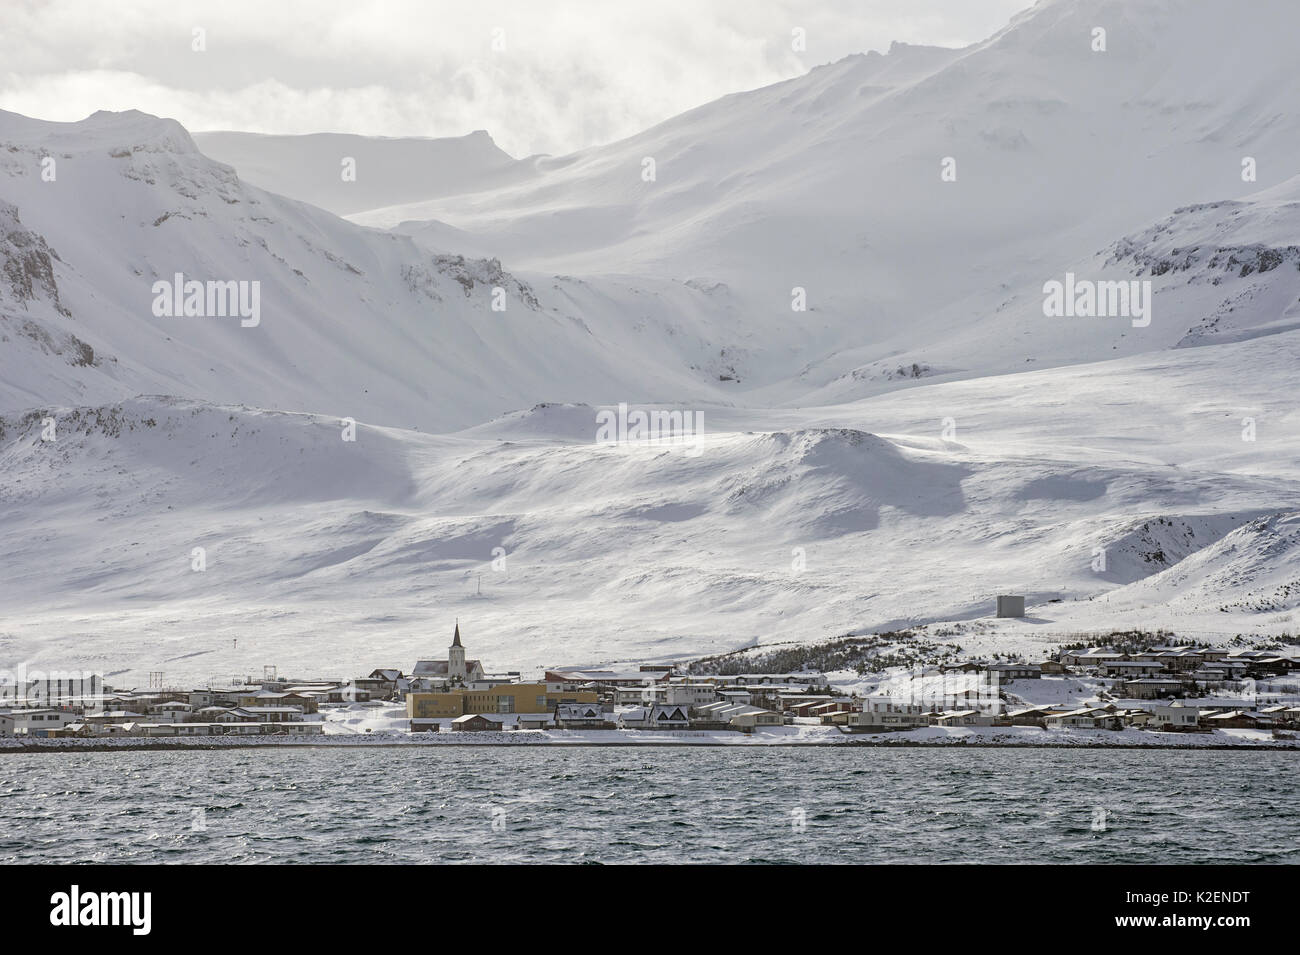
[{"x1": 0, "y1": 0, "x2": 1031, "y2": 156}]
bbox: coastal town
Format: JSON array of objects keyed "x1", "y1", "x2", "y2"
[{"x1": 3, "y1": 623, "x2": 1299, "y2": 745}]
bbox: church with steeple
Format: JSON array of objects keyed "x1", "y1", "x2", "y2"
[{"x1": 411, "y1": 621, "x2": 484, "y2": 686}]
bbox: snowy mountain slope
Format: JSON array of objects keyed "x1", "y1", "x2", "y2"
[
  {"x1": 4, "y1": 326, "x2": 1299, "y2": 684},
  {"x1": 798, "y1": 175, "x2": 1300, "y2": 405},
  {"x1": 1107, "y1": 179, "x2": 1300, "y2": 349},
  {"x1": 9, "y1": 0, "x2": 1300, "y2": 423},
  {"x1": 1095, "y1": 511, "x2": 1300, "y2": 617},
  {"x1": 348, "y1": 0, "x2": 1300, "y2": 397},
  {"x1": 0, "y1": 109, "x2": 743, "y2": 428},
  {"x1": 192, "y1": 129, "x2": 530, "y2": 217}
]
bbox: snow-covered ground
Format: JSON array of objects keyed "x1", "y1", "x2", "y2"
[
  {"x1": 308, "y1": 700, "x2": 1295, "y2": 748},
  {"x1": 11, "y1": 710, "x2": 1289, "y2": 749},
  {"x1": 4, "y1": 330, "x2": 1299, "y2": 685}
]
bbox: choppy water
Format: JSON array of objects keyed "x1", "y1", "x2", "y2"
[{"x1": 0, "y1": 747, "x2": 1295, "y2": 864}]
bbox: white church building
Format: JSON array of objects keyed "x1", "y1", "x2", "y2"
[{"x1": 411, "y1": 623, "x2": 485, "y2": 687}]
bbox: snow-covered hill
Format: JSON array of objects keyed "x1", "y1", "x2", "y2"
[{"x1": 4, "y1": 324, "x2": 1299, "y2": 682}]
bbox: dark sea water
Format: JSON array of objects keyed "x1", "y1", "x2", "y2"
[{"x1": 0, "y1": 747, "x2": 1295, "y2": 864}]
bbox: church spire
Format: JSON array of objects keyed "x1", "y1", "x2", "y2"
[{"x1": 448, "y1": 619, "x2": 467, "y2": 682}]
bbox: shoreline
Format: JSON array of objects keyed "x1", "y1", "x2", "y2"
[{"x1": 2, "y1": 735, "x2": 1298, "y2": 753}]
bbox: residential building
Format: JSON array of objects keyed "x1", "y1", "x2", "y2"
[
  {"x1": 263, "y1": 722, "x2": 325, "y2": 735},
  {"x1": 358, "y1": 670, "x2": 404, "y2": 697},
  {"x1": 1148, "y1": 703, "x2": 1200, "y2": 731},
  {"x1": 553, "y1": 703, "x2": 610, "y2": 729},
  {"x1": 6, "y1": 708, "x2": 83, "y2": 735},
  {"x1": 1099, "y1": 661, "x2": 1167, "y2": 678},
  {"x1": 235, "y1": 705, "x2": 305, "y2": 723},
  {"x1": 661, "y1": 683, "x2": 720, "y2": 707},
  {"x1": 847, "y1": 698, "x2": 929, "y2": 731},
  {"x1": 986, "y1": 663, "x2": 1041, "y2": 681},
  {"x1": 726, "y1": 706, "x2": 784, "y2": 732},
  {"x1": 933, "y1": 710, "x2": 996, "y2": 727},
  {"x1": 618, "y1": 705, "x2": 690, "y2": 730},
  {"x1": 1044, "y1": 708, "x2": 1110, "y2": 730},
  {"x1": 1060, "y1": 649, "x2": 1123, "y2": 667},
  {"x1": 325, "y1": 683, "x2": 371, "y2": 703},
  {"x1": 1201, "y1": 710, "x2": 1270, "y2": 730},
  {"x1": 149, "y1": 700, "x2": 193, "y2": 720},
  {"x1": 614, "y1": 685, "x2": 657, "y2": 706},
  {"x1": 451, "y1": 714, "x2": 506, "y2": 732},
  {"x1": 546, "y1": 668, "x2": 672, "y2": 689},
  {"x1": 1122, "y1": 679, "x2": 1186, "y2": 700},
  {"x1": 1006, "y1": 705, "x2": 1056, "y2": 727},
  {"x1": 786, "y1": 696, "x2": 835, "y2": 717},
  {"x1": 515, "y1": 714, "x2": 553, "y2": 730}
]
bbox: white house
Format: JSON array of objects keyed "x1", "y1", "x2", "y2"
[
  {"x1": 934, "y1": 710, "x2": 996, "y2": 727},
  {"x1": 850, "y1": 698, "x2": 929, "y2": 730},
  {"x1": 1045, "y1": 708, "x2": 1107, "y2": 730},
  {"x1": 660, "y1": 683, "x2": 720, "y2": 707},
  {"x1": 9, "y1": 708, "x2": 82, "y2": 735},
  {"x1": 1148, "y1": 703, "x2": 1200, "y2": 731},
  {"x1": 725, "y1": 706, "x2": 783, "y2": 732},
  {"x1": 553, "y1": 704, "x2": 609, "y2": 729},
  {"x1": 1060, "y1": 649, "x2": 1124, "y2": 667},
  {"x1": 614, "y1": 685, "x2": 657, "y2": 705},
  {"x1": 236, "y1": 705, "x2": 306, "y2": 723},
  {"x1": 149, "y1": 700, "x2": 193, "y2": 719}
]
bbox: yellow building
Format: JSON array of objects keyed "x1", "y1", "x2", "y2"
[
  {"x1": 406, "y1": 683, "x2": 598, "y2": 720},
  {"x1": 406, "y1": 693, "x2": 465, "y2": 719}
]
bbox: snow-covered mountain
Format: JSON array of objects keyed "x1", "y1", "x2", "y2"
[
  {"x1": 8, "y1": 0, "x2": 1300, "y2": 423},
  {"x1": 349, "y1": 0, "x2": 1300, "y2": 396},
  {"x1": 0, "y1": 109, "x2": 738, "y2": 429},
  {"x1": 192, "y1": 129, "x2": 530, "y2": 217},
  {"x1": 4, "y1": 0, "x2": 1300, "y2": 683}
]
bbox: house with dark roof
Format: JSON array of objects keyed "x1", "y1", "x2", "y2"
[
  {"x1": 451, "y1": 713, "x2": 506, "y2": 732},
  {"x1": 554, "y1": 703, "x2": 610, "y2": 729},
  {"x1": 618, "y1": 705, "x2": 689, "y2": 729}
]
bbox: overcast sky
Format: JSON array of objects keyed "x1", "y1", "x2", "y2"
[{"x1": 0, "y1": 0, "x2": 1033, "y2": 158}]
